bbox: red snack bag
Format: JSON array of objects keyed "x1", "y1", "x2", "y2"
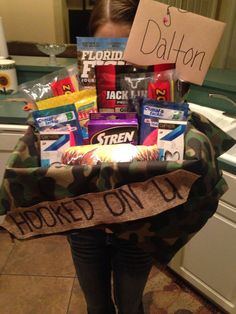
[
  {"x1": 147, "y1": 63, "x2": 176, "y2": 102},
  {"x1": 51, "y1": 77, "x2": 76, "y2": 96},
  {"x1": 147, "y1": 80, "x2": 173, "y2": 102}
]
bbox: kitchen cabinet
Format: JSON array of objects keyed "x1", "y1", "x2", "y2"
[
  {"x1": 186, "y1": 68, "x2": 236, "y2": 115},
  {"x1": 0, "y1": 124, "x2": 28, "y2": 184},
  {"x1": 169, "y1": 170, "x2": 236, "y2": 313},
  {"x1": 169, "y1": 104, "x2": 236, "y2": 314},
  {"x1": 13, "y1": 55, "x2": 76, "y2": 84}
]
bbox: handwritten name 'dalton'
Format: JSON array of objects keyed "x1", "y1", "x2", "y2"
[{"x1": 140, "y1": 19, "x2": 206, "y2": 71}]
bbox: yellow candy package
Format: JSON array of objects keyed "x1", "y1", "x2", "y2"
[{"x1": 36, "y1": 89, "x2": 97, "y2": 144}]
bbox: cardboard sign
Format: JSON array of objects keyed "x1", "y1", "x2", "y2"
[
  {"x1": 1, "y1": 169, "x2": 199, "y2": 239},
  {"x1": 123, "y1": 0, "x2": 225, "y2": 85}
]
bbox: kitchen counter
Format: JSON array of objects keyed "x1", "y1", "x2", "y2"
[
  {"x1": 187, "y1": 68, "x2": 236, "y2": 114},
  {"x1": 0, "y1": 55, "x2": 77, "y2": 124},
  {"x1": 0, "y1": 94, "x2": 29, "y2": 125},
  {"x1": 189, "y1": 103, "x2": 236, "y2": 174},
  {"x1": 13, "y1": 55, "x2": 77, "y2": 84}
]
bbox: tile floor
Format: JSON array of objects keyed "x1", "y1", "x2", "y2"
[
  {"x1": 0, "y1": 229, "x2": 222, "y2": 314},
  {"x1": 0, "y1": 230, "x2": 87, "y2": 314}
]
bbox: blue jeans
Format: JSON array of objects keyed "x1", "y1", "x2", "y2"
[{"x1": 67, "y1": 229, "x2": 153, "y2": 314}]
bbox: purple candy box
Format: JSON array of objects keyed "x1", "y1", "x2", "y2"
[{"x1": 88, "y1": 113, "x2": 138, "y2": 145}]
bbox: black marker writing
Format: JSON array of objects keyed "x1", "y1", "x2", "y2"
[
  {"x1": 140, "y1": 19, "x2": 205, "y2": 71},
  {"x1": 5, "y1": 170, "x2": 198, "y2": 238}
]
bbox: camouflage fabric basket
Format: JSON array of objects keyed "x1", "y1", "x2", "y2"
[{"x1": 0, "y1": 111, "x2": 235, "y2": 264}]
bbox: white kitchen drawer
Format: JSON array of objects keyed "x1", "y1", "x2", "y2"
[
  {"x1": 0, "y1": 125, "x2": 27, "y2": 150},
  {"x1": 0, "y1": 125, "x2": 28, "y2": 184},
  {"x1": 169, "y1": 209, "x2": 236, "y2": 313},
  {"x1": 0, "y1": 132, "x2": 25, "y2": 151},
  {"x1": 221, "y1": 171, "x2": 236, "y2": 207}
]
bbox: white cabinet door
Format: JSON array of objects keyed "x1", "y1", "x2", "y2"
[
  {"x1": 0, "y1": 124, "x2": 28, "y2": 184},
  {"x1": 169, "y1": 171, "x2": 236, "y2": 314}
]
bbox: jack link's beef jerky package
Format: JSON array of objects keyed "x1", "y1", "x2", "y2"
[
  {"x1": 95, "y1": 63, "x2": 176, "y2": 113},
  {"x1": 76, "y1": 37, "x2": 128, "y2": 89},
  {"x1": 95, "y1": 64, "x2": 153, "y2": 112}
]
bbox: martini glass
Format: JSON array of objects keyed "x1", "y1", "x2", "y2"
[{"x1": 36, "y1": 43, "x2": 67, "y2": 66}]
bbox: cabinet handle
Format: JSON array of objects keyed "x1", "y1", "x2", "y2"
[{"x1": 209, "y1": 93, "x2": 236, "y2": 108}]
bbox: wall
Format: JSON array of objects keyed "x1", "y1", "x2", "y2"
[
  {"x1": 228, "y1": 18, "x2": 236, "y2": 69},
  {"x1": 0, "y1": 0, "x2": 68, "y2": 43},
  {"x1": 212, "y1": 0, "x2": 236, "y2": 69}
]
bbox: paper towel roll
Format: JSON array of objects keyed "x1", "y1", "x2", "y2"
[{"x1": 0, "y1": 17, "x2": 9, "y2": 58}]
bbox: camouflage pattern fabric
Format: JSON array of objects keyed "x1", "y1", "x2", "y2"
[{"x1": 0, "y1": 110, "x2": 235, "y2": 264}]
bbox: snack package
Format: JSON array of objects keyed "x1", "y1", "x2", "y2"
[
  {"x1": 20, "y1": 64, "x2": 80, "y2": 103},
  {"x1": 50, "y1": 77, "x2": 76, "y2": 96},
  {"x1": 95, "y1": 64, "x2": 153, "y2": 112},
  {"x1": 88, "y1": 113, "x2": 139, "y2": 145},
  {"x1": 35, "y1": 89, "x2": 97, "y2": 144},
  {"x1": 139, "y1": 99, "x2": 189, "y2": 145},
  {"x1": 147, "y1": 63, "x2": 176, "y2": 102},
  {"x1": 157, "y1": 119, "x2": 188, "y2": 161},
  {"x1": 33, "y1": 104, "x2": 83, "y2": 167},
  {"x1": 95, "y1": 63, "x2": 176, "y2": 113},
  {"x1": 75, "y1": 92, "x2": 98, "y2": 144},
  {"x1": 77, "y1": 37, "x2": 127, "y2": 88},
  {"x1": 61, "y1": 144, "x2": 158, "y2": 165}
]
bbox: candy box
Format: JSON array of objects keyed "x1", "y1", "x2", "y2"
[{"x1": 88, "y1": 117, "x2": 138, "y2": 145}]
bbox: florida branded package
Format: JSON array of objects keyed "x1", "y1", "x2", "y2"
[
  {"x1": 77, "y1": 37, "x2": 127, "y2": 88},
  {"x1": 33, "y1": 104, "x2": 83, "y2": 167},
  {"x1": 88, "y1": 112, "x2": 138, "y2": 145}
]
